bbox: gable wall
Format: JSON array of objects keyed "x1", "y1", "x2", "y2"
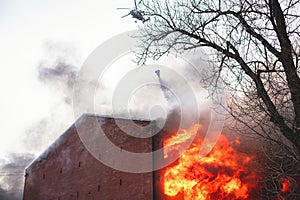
[{"x1": 23, "y1": 116, "x2": 154, "y2": 200}]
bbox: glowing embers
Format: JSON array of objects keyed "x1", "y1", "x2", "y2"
[
  {"x1": 163, "y1": 124, "x2": 259, "y2": 200},
  {"x1": 280, "y1": 178, "x2": 293, "y2": 193}
]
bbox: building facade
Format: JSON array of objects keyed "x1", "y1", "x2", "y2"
[{"x1": 23, "y1": 114, "x2": 166, "y2": 200}]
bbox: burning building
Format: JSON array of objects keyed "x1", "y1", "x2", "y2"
[{"x1": 23, "y1": 112, "x2": 269, "y2": 200}]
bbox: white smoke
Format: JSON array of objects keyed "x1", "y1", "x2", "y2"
[
  {"x1": 1, "y1": 41, "x2": 213, "y2": 199},
  {"x1": 0, "y1": 153, "x2": 34, "y2": 200}
]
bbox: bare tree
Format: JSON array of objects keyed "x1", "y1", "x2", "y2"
[
  {"x1": 135, "y1": 0, "x2": 300, "y2": 152},
  {"x1": 135, "y1": 0, "x2": 300, "y2": 197}
]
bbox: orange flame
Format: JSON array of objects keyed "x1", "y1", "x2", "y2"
[
  {"x1": 280, "y1": 178, "x2": 292, "y2": 193},
  {"x1": 163, "y1": 124, "x2": 259, "y2": 200}
]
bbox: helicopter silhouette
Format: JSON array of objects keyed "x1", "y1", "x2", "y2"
[{"x1": 117, "y1": 0, "x2": 149, "y2": 23}]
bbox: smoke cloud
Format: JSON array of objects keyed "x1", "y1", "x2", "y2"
[
  {"x1": 38, "y1": 59, "x2": 77, "y2": 104},
  {"x1": 23, "y1": 42, "x2": 79, "y2": 153},
  {"x1": 2, "y1": 41, "x2": 213, "y2": 199},
  {"x1": 0, "y1": 153, "x2": 34, "y2": 200},
  {"x1": 0, "y1": 42, "x2": 79, "y2": 200}
]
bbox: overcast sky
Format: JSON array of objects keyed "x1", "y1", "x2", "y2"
[{"x1": 0, "y1": 0, "x2": 138, "y2": 157}]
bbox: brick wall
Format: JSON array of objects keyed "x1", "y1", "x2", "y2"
[{"x1": 23, "y1": 115, "x2": 154, "y2": 200}]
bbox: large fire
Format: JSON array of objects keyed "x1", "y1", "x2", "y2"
[{"x1": 163, "y1": 124, "x2": 259, "y2": 200}]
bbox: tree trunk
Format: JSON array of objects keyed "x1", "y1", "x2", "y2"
[{"x1": 271, "y1": 0, "x2": 300, "y2": 132}]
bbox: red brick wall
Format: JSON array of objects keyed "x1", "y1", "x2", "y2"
[{"x1": 23, "y1": 115, "x2": 154, "y2": 200}]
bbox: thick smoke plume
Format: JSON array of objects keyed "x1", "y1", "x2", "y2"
[
  {"x1": 0, "y1": 42, "x2": 79, "y2": 200},
  {"x1": 24, "y1": 43, "x2": 79, "y2": 154}
]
